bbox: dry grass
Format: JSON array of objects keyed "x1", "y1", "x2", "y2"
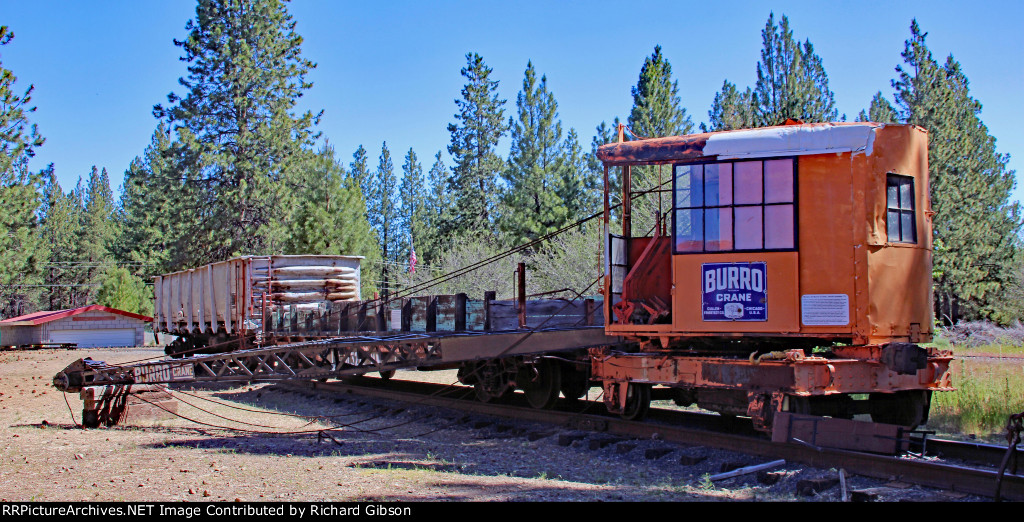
[{"x1": 928, "y1": 356, "x2": 1024, "y2": 442}]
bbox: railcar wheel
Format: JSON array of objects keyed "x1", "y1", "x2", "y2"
[
  {"x1": 621, "y1": 383, "x2": 651, "y2": 421},
  {"x1": 869, "y1": 390, "x2": 931, "y2": 428},
  {"x1": 559, "y1": 364, "x2": 589, "y2": 402},
  {"x1": 379, "y1": 370, "x2": 395, "y2": 381},
  {"x1": 788, "y1": 394, "x2": 856, "y2": 419},
  {"x1": 521, "y1": 359, "x2": 562, "y2": 410}
]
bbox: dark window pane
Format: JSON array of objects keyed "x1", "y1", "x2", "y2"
[
  {"x1": 887, "y1": 182, "x2": 899, "y2": 209},
  {"x1": 735, "y1": 206, "x2": 763, "y2": 249},
  {"x1": 899, "y1": 180, "x2": 914, "y2": 210},
  {"x1": 887, "y1": 210, "x2": 901, "y2": 239},
  {"x1": 705, "y1": 207, "x2": 733, "y2": 251},
  {"x1": 764, "y1": 159, "x2": 794, "y2": 203},
  {"x1": 765, "y1": 204, "x2": 794, "y2": 248},
  {"x1": 901, "y1": 211, "x2": 915, "y2": 242},
  {"x1": 734, "y1": 161, "x2": 763, "y2": 204},
  {"x1": 675, "y1": 209, "x2": 703, "y2": 252},
  {"x1": 675, "y1": 165, "x2": 703, "y2": 208},
  {"x1": 886, "y1": 174, "x2": 916, "y2": 243}
]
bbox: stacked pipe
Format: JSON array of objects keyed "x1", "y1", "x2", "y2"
[{"x1": 253, "y1": 265, "x2": 359, "y2": 303}]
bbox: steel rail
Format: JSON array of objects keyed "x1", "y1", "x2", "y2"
[
  {"x1": 290, "y1": 378, "x2": 1024, "y2": 501},
  {"x1": 928, "y1": 438, "x2": 1024, "y2": 469}
]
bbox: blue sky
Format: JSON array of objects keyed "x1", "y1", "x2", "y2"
[{"x1": 3, "y1": 1, "x2": 1022, "y2": 204}]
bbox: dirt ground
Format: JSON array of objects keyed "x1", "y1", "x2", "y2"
[{"x1": 0, "y1": 347, "x2": 978, "y2": 502}]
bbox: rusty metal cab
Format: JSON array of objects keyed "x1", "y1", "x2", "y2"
[
  {"x1": 599, "y1": 122, "x2": 932, "y2": 348},
  {"x1": 594, "y1": 123, "x2": 951, "y2": 430}
]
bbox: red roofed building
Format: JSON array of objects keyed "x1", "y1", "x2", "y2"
[{"x1": 0, "y1": 305, "x2": 152, "y2": 348}]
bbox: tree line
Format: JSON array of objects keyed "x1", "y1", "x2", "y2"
[{"x1": 0, "y1": 3, "x2": 1018, "y2": 325}]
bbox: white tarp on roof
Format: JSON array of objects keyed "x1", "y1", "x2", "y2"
[{"x1": 703, "y1": 123, "x2": 879, "y2": 160}]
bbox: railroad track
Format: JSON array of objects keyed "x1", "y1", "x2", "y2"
[{"x1": 280, "y1": 376, "x2": 1024, "y2": 501}]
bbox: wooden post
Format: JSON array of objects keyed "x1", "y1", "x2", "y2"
[
  {"x1": 260, "y1": 293, "x2": 267, "y2": 345},
  {"x1": 376, "y1": 301, "x2": 386, "y2": 331},
  {"x1": 455, "y1": 293, "x2": 467, "y2": 331},
  {"x1": 517, "y1": 262, "x2": 526, "y2": 329},
  {"x1": 426, "y1": 296, "x2": 437, "y2": 332},
  {"x1": 484, "y1": 291, "x2": 496, "y2": 331},
  {"x1": 623, "y1": 165, "x2": 632, "y2": 238},
  {"x1": 401, "y1": 298, "x2": 412, "y2": 332},
  {"x1": 357, "y1": 301, "x2": 368, "y2": 331}
]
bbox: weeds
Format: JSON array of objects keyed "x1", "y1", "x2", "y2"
[
  {"x1": 930, "y1": 357, "x2": 1024, "y2": 441},
  {"x1": 698, "y1": 473, "x2": 715, "y2": 490}
]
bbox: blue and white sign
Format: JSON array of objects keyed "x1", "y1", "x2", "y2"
[{"x1": 702, "y1": 262, "x2": 767, "y2": 321}]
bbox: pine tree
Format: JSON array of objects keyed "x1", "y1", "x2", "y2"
[
  {"x1": 589, "y1": 119, "x2": 621, "y2": 209},
  {"x1": 283, "y1": 145, "x2": 380, "y2": 299},
  {"x1": 349, "y1": 144, "x2": 371, "y2": 209},
  {"x1": 95, "y1": 265, "x2": 153, "y2": 317},
  {"x1": 0, "y1": 26, "x2": 47, "y2": 317},
  {"x1": 399, "y1": 148, "x2": 426, "y2": 268},
  {"x1": 705, "y1": 80, "x2": 754, "y2": 131},
  {"x1": 40, "y1": 169, "x2": 86, "y2": 309},
  {"x1": 419, "y1": 151, "x2": 451, "y2": 265},
  {"x1": 446, "y1": 53, "x2": 508, "y2": 237},
  {"x1": 589, "y1": 120, "x2": 618, "y2": 174},
  {"x1": 893, "y1": 20, "x2": 1021, "y2": 323},
  {"x1": 559, "y1": 128, "x2": 600, "y2": 222},
  {"x1": 751, "y1": 13, "x2": 838, "y2": 126},
  {"x1": 627, "y1": 46, "x2": 691, "y2": 233},
  {"x1": 77, "y1": 166, "x2": 117, "y2": 302},
  {"x1": 153, "y1": 0, "x2": 321, "y2": 264},
  {"x1": 500, "y1": 61, "x2": 570, "y2": 245},
  {"x1": 856, "y1": 91, "x2": 899, "y2": 123},
  {"x1": 627, "y1": 45, "x2": 693, "y2": 139},
  {"x1": 367, "y1": 143, "x2": 401, "y2": 298},
  {"x1": 116, "y1": 123, "x2": 196, "y2": 276}
]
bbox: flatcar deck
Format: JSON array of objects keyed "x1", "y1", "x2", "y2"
[{"x1": 52, "y1": 325, "x2": 616, "y2": 393}]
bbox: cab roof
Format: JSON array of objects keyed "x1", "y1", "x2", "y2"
[{"x1": 595, "y1": 122, "x2": 916, "y2": 166}]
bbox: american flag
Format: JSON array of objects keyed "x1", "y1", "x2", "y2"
[{"x1": 409, "y1": 248, "x2": 417, "y2": 274}]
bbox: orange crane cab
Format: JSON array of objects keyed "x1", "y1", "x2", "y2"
[{"x1": 593, "y1": 122, "x2": 952, "y2": 431}]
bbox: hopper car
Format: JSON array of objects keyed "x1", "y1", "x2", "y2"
[
  {"x1": 53, "y1": 122, "x2": 952, "y2": 434},
  {"x1": 153, "y1": 255, "x2": 363, "y2": 356}
]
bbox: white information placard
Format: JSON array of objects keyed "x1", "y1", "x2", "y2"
[{"x1": 801, "y1": 294, "x2": 849, "y2": 326}]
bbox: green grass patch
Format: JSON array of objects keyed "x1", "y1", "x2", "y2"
[
  {"x1": 929, "y1": 356, "x2": 1024, "y2": 441},
  {"x1": 952, "y1": 342, "x2": 1024, "y2": 357}
]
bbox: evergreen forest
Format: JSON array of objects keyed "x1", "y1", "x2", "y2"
[{"x1": 0, "y1": 4, "x2": 1018, "y2": 326}]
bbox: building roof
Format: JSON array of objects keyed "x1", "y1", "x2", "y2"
[
  {"x1": 595, "y1": 121, "x2": 918, "y2": 166},
  {"x1": 0, "y1": 305, "x2": 153, "y2": 326}
]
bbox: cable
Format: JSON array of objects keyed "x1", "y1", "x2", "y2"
[
  {"x1": 127, "y1": 391, "x2": 381, "y2": 436},
  {"x1": 154, "y1": 384, "x2": 366, "y2": 420},
  {"x1": 62, "y1": 391, "x2": 79, "y2": 428},
  {"x1": 156, "y1": 386, "x2": 318, "y2": 429}
]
